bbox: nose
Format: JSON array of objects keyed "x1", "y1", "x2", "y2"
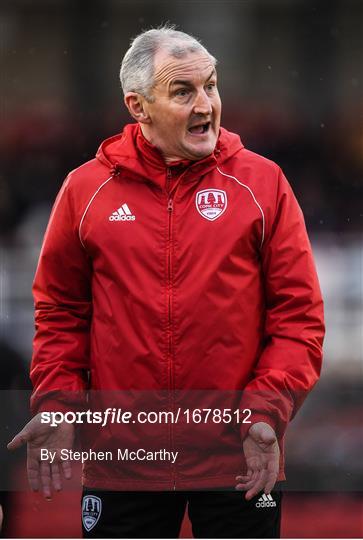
[{"x1": 193, "y1": 89, "x2": 212, "y2": 115}]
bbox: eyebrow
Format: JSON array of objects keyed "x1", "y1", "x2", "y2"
[{"x1": 170, "y1": 69, "x2": 216, "y2": 87}]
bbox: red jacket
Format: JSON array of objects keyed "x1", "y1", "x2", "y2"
[{"x1": 31, "y1": 123, "x2": 324, "y2": 490}]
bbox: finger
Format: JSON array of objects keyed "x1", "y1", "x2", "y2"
[
  {"x1": 244, "y1": 472, "x2": 263, "y2": 500},
  {"x1": 40, "y1": 461, "x2": 52, "y2": 500},
  {"x1": 236, "y1": 478, "x2": 257, "y2": 490},
  {"x1": 27, "y1": 455, "x2": 40, "y2": 492},
  {"x1": 51, "y1": 462, "x2": 62, "y2": 492},
  {"x1": 245, "y1": 468, "x2": 268, "y2": 500},
  {"x1": 236, "y1": 469, "x2": 257, "y2": 483},
  {"x1": 264, "y1": 475, "x2": 278, "y2": 495},
  {"x1": 235, "y1": 470, "x2": 253, "y2": 481},
  {"x1": 235, "y1": 470, "x2": 258, "y2": 491},
  {"x1": 235, "y1": 476, "x2": 252, "y2": 484},
  {"x1": 7, "y1": 430, "x2": 30, "y2": 450},
  {"x1": 263, "y1": 451, "x2": 279, "y2": 494},
  {"x1": 61, "y1": 460, "x2": 72, "y2": 480},
  {"x1": 236, "y1": 476, "x2": 258, "y2": 490},
  {"x1": 245, "y1": 468, "x2": 267, "y2": 500},
  {"x1": 264, "y1": 466, "x2": 279, "y2": 494}
]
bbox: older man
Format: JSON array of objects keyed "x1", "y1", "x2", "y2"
[{"x1": 8, "y1": 25, "x2": 324, "y2": 538}]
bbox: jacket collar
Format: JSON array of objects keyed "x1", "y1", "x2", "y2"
[{"x1": 96, "y1": 123, "x2": 243, "y2": 190}]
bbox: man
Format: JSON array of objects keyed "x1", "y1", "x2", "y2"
[{"x1": 8, "y1": 25, "x2": 324, "y2": 538}]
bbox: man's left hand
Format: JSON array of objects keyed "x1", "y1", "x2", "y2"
[{"x1": 236, "y1": 421, "x2": 279, "y2": 500}]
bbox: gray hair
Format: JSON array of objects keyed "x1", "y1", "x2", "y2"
[{"x1": 120, "y1": 24, "x2": 217, "y2": 102}]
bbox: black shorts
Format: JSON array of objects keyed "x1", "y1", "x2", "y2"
[{"x1": 81, "y1": 487, "x2": 282, "y2": 538}]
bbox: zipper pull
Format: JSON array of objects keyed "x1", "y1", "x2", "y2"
[{"x1": 168, "y1": 199, "x2": 173, "y2": 212}]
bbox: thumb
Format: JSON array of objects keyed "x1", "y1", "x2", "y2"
[
  {"x1": 259, "y1": 431, "x2": 276, "y2": 448},
  {"x1": 250, "y1": 422, "x2": 277, "y2": 446},
  {"x1": 7, "y1": 429, "x2": 31, "y2": 450}
]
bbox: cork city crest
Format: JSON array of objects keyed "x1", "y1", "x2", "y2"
[
  {"x1": 195, "y1": 189, "x2": 227, "y2": 221},
  {"x1": 82, "y1": 495, "x2": 102, "y2": 532}
]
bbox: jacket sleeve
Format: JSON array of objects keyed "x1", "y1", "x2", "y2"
[
  {"x1": 240, "y1": 168, "x2": 325, "y2": 440},
  {"x1": 30, "y1": 174, "x2": 92, "y2": 415}
]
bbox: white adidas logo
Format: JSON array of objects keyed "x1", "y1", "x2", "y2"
[
  {"x1": 255, "y1": 493, "x2": 276, "y2": 508},
  {"x1": 109, "y1": 203, "x2": 136, "y2": 221}
]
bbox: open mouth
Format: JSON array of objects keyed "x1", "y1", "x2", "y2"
[{"x1": 188, "y1": 122, "x2": 211, "y2": 135}]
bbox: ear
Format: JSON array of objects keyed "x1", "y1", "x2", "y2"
[{"x1": 124, "y1": 92, "x2": 151, "y2": 124}]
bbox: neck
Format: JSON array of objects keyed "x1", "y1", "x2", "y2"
[{"x1": 139, "y1": 123, "x2": 184, "y2": 164}]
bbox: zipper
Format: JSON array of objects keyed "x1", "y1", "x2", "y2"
[
  {"x1": 167, "y1": 193, "x2": 176, "y2": 490},
  {"x1": 167, "y1": 196, "x2": 173, "y2": 375},
  {"x1": 167, "y1": 164, "x2": 180, "y2": 490},
  {"x1": 166, "y1": 166, "x2": 186, "y2": 491}
]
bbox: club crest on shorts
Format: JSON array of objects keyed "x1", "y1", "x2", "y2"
[
  {"x1": 82, "y1": 495, "x2": 102, "y2": 532},
  {"x1": 196, "y1": 189, "x2": 227, "y2": 221}
]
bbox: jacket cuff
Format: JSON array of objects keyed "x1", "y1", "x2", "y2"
[
  {"x1": 32, "y1": 399, "x2": 79, "y2": 416},
  {"x1": 239, "y1": 412, "x2": 278, "y2": 441}
]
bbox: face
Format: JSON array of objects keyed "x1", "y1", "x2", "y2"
[{"x1": 136, "y1": 49, "x2": 221, "y2": 162}]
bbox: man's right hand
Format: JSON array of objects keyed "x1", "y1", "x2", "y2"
[{"x1": 7, "y1": 413, "x2": 75, "y2": 500}]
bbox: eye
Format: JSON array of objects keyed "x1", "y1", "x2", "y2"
[
  {"x1": 206, "y1": 82, "x2": 216, "y2": 92},
  {"x1": 175, "y1": 88, "x2": 190, "y2": 97}
]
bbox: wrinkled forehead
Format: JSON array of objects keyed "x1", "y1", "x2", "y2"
[{"x1": 153, "y1": 48, "x2": 216, "y2": 89}]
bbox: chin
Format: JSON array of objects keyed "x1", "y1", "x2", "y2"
[{"x1": 186, "y1": 141, "x2": 216, "y2": 160}]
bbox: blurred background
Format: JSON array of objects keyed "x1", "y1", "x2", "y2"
[{"x1": 0, "y1": 0, "x2": 362, "y2": 537}]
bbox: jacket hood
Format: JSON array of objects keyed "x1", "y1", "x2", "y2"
[{"x1": 96, "y1": 123, "x2": 243, "y2": 187}]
